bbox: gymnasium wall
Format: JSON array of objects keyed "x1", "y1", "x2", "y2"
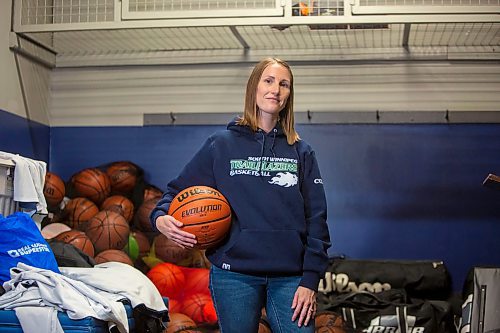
[
  {"x1": 0, "y1": 109, "x2": 50, "y2": 162},
  {"x1": 0, "y1": 1, "x2": 51, "y2": 126},
  {"x1": 49, "y1": 122, "x2": 500, "y2": 291}
]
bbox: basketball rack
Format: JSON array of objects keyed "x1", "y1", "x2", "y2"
[{"x1": 10, "y1": 0, "x2": 500, "y2": 68}]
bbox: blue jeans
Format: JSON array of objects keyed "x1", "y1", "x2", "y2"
[{"x1": 209, "y1": 265, "x2": 314, "y2": 333}]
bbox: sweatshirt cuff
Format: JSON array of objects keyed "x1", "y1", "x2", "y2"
[
  {"x1": 149, "y1": 210, "x2": 165, "y2": 232},
  {"x1": 299, "y1": 270, "x2": 321, "y2": 292}
]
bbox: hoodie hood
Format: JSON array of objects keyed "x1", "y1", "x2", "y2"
[
  {"x1": 227, "y1": 116, "x2": 285, "y2": 138},
  {"x1": 227, "y1": 117, "x2": 284, "y2": 161}
]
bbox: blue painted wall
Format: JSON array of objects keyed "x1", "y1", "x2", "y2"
[
  {"x1": 49, "y1": 122, "x2": 500, "y2": 291},
  {"x1": 0, "y1": 109, "x2": 50, "y2": 162}
]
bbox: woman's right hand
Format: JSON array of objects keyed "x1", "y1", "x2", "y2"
[{"x1": 155, "y1": 215, "x2": 197, "y2": 249}]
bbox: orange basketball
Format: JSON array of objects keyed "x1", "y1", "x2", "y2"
[
  {"x1": 153, "y1": 233, "x2": 191, "y2": 265},
  {"x1": 134, "y1": 198, "x2": 158, "y2": 232},
  {"x1": 180, "y1": 292, "x2": 217, "y2": 324},
  {"x1": 94, "y1": 249, "x2": 134, "y2": 266},
  {"x1": 315, "y1": 311, "x2": 347, "y2": 333},
  {"x1": 106, "y1": 161, "x2": 138, "y2": 194},
  {"x1": 71, "y1": 168, "x2": 111, "y2": 204},
  {"x1": 168, "y1": 186, "x2": 231, "y2": 250},
  {"x1": 166, "y1": 313, "x2": 197, "y2": 333},
  {"x1": 44, "y1": 172, "x2": 66, "y2": 207},
  {"x1": 55, "y1": 229, "x2": 95, "y2": 257},
  {"x1": 101, "y1": 195, "x2": 134, "y2": 223},
  {"x1": 259, "y1": 317, "x2": 272, "y2": 333},
  {"x1": 63, "y1": 197, "x2": 99, "y2": 231},
  {"x1": 143, "y1": 184, "x2": 163, "y2": 202},
  {"x1": 85, "y1": 210, "x2": 130, "y2": 253},
  {"x1": 147, "y1": 262, "x2": 186, "y2": 299}
]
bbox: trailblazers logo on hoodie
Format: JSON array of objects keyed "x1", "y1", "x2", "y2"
[{"x1": 229, "y1": 156, "x2": 298, "y2": 183}]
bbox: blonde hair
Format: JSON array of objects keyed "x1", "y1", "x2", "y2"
[{"x1": 237, "y1": 58, "x2": 300, "y2": 145}]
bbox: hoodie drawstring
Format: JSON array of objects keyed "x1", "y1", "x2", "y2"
[
  {"x1": 270, "y1": 128, "x2": 277, "y2": 158},
  {"x1": 259, "y1": 130, "x2": 265, "y2": 175}
]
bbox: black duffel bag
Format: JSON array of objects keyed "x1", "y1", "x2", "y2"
[
  {"x1": 318, "y1": 289, "x2": 454, "y2": 333},
  {"x1": 319, "y1": 257, "x2": 452, "y2": 300}
]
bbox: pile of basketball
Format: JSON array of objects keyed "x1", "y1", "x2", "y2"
[
  {"x1": 42, "y1": 163, "x2": 234, "y2": 332},
  {"x1": 147, "y1": 262, "x2": 217, "y2": 331},
  {"x1": 41, "y1": 161, "x2": 164, "y2": 269}
]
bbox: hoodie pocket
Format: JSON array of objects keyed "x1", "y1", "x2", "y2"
[{"x1": 223, "y1": 229, "x2": 304, "y2": 274}]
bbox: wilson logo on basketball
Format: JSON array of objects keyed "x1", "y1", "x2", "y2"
[{"x1": 176, "y1": 187, "x2": 221, "y2": 202}]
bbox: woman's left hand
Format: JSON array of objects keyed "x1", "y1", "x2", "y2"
[{"x1": 291, "y1": 286, "x2": 317, "y2": 328}]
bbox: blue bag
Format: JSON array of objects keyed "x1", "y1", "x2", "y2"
[{"x1": 0, "y1": 212, "x2": 60, "y2": 284}]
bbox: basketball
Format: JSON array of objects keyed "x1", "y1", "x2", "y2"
[
  {"x1": 168, "y1": 186, "x2": 231, "y2": 249},
  {"x1": 258, "y1": 317, "x2": 272, "y2": 333},
  {"x1": 106, "y1": 161, "x2": 138, "y2": 194},
  {"x1": 315, "y1": 311, "x2": 347, "y2": 333},
  {"x1": 134, "y1": 198, "x2": 158, "y2": 232},
  {"x1": 168, "y1": 299, "x2": 182, "y2": 314},
  {"x1": 182, "y1": 267, "x2": 209, "y2": 296},
  {"x1": 41, "y1": 222, "x2": 71, "y2": 239},
  {"x1": 101, "y1": 195, "x2": 134, "y2": 223},
  {"x1": 143, "y1": 184, "x2": 163, "y2": 202},
  {"x1": 147, "y1": 262, "x2": 186, "y2": 299},
  {"x1": 94, "y1": 249, "x2": 134, "y2": 266},
  {"x1": 183, "y1": 249, "x2": 211, "y2": 269},
  {"x1": 71, "y1": 168, "x2": 111, "y2": 204},
  {"x1": 85, "y1": 210, "x2": 130, "y2": 253},
  {"x1": 166, "y1": 313, "x2": 197, "y2": 333},
  {"x1": 180, "y1": 292, "x2": 217, "y2": 324},
  {"x1": 44, "y1": 172, "x2": 66, "y2": 207},
  {"x1": 154, "y1": 233, "x2": 191, "y2": 265},
  {"x1": 55, "y1": 229, "x2": 95, "y2": 258},
  {"x1": 63, "y1": 197, "x2": 99, "y2": 231}
]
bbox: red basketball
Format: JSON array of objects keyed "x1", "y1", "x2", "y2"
[
  {"x1": 85, "y1": 210, "x2": 130, "y2": 253},
  {"x1": 134, "y1": 198, "x2": 158, "y2": 232},
  {"x1": 94, "y1": 249, "x2": 134, "y2": 266},
  {"x1": 106, "y1": 161, "x2": 138, "y2": 194},
  {"x1": 168, "y1": 186, "x2": 231, "y2": 250},
  {"x1": 153, "y1": 233, "x2": 191, "y2": 265},
  {"x1": 71, "y1": 168, "x2": 111, "y2": 204},
  {"x1": 180, "y1": 292, "x2": 217, "y2": 324},
  {"x1": 166, "y1": 313, "x2": 197, "y2": 333},
  {"x1": 168, "y1": 299, "x2": 182, "y2": 314},
  {"x1": 183, "y1": 268, "x2": 209, "y2": 296},
  {"x1": 147, "y1": 262, "x2": 186, "y2": 299},
  {"x1": 101, "y1": 195, "x2": 134, "y2": 223},
  {"x1": 44, "y1": 172, "x2": 66, "y2": 207},
  {"x1": 55, "y1": 229, "x2": 95, "y2": 257},
  {"x1": 63, "y1": 197, "x2": 99, "y2": 231}
]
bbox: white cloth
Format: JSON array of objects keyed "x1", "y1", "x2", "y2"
[
  {"x1": 0, "y1": 151, "x2": 48, "y2": 215},
  {"x1": 60, "y1": 261, "x2": 168, "y2": 312},
  {"x1": 15, "y1": 306, "x2": 64, "y2": 333},
  {"x1": 0, "y1": 262, "x2": 129, "y2": 333}
]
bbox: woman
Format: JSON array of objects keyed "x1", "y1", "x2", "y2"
[{"x1": 151, "y1": 58, "x2": 331, "y2": 332}]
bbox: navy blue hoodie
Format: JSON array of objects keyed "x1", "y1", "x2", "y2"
[{"x1": 151, "y1": 118, "x2": 331, "y2": 291}]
